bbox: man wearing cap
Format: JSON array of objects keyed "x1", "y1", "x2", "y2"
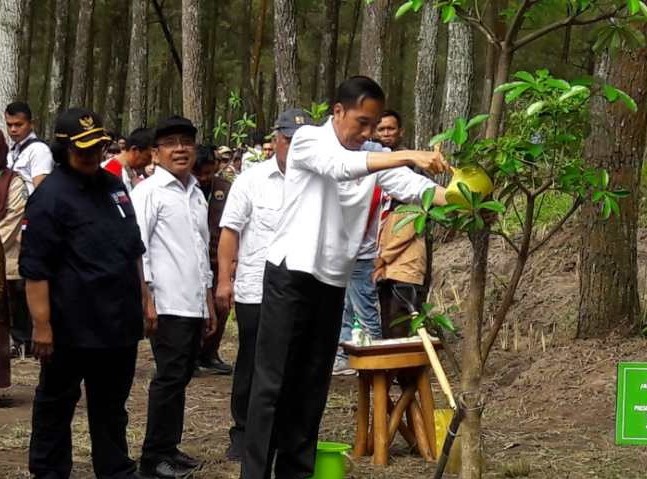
[
  {"x1": 20, "y1": 108, "x2": 146, "y2": 479},
  {"x1": 215, "y1": 108, "x2": 313, "y2": 462},
  {"x1": 132, "y1": 116, "x2": 217, "y2": 479}
]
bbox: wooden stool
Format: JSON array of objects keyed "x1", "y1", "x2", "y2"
[{"x1": 343, "y1": 340, "x2": 441, "y2": 466}]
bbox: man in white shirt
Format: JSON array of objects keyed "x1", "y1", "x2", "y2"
[
  {"x1": 4, "y1": 102, "x2": 54, "y2": 356},
  {"x1": 242, "y1": 76, "x2": 449, "y2": 479},
  {"x1": 132, "y1": 116, "x2": 217, "y2": 479},
  {"x1": 4, "y1": 102, "x2": 54, "y2": 195},
  {"x1": 216, "y1": 108, "x2": 313, "y2": 462}
]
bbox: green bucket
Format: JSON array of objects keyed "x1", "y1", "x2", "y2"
[{"x1": 308, "y1": 441, "x2": 354, "y2": 479}]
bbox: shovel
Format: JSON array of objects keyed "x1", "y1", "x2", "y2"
[{"x1": 391, "y1": 285, "x2": 464, "y2": 478}]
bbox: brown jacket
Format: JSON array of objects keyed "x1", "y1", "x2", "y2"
[
  {"x1": 0, "y1": 175, "x2": 27, "y2": 280},
  {"x1": 374, "y1": 210, "x2": 427, "y2": 286}
]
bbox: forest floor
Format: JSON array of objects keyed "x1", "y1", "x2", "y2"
[{"x1": 2, "y1": 224, "x2": 647, "y2": 478}]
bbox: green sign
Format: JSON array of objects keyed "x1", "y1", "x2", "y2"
[{"x1": 616, "y1": 362, "x2": 647, "y2": 445}]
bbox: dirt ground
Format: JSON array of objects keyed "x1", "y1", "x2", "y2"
[{"x1": 3, "y1": 226, "x2": 647, "y2": 478}]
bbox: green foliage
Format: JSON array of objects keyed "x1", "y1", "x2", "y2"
[
  {"x1": 391, "y1": 302, "x2": 458, "y2": 335},
  {"x1": 398, "y1": 71, "x2": 635, "y2": 246},
  {"x1": 212, "y1": 91, "x2": 257, "y2": 147},
  {"x1": 304, "y1": 101, "x2": 330, "y2": 124}
]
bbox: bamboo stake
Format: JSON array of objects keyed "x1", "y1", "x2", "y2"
[{"x1": 417, "y1": 327, "x2": 457, "y2": 410}]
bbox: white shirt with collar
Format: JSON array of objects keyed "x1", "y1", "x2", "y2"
[
  {"x1": 8, "y1": 131, "x2": 54, "y2": 195},
  {"x1": 220, "y1": 157, "x2": 283, "y2": 304},
  {"x1": 131, "y1": 167, "x2": 213, "y2": 318},
  {"x1": 266, "y1": 118, "x2": 437, "y2": 288}
]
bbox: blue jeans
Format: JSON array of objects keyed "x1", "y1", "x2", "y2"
[{"x1": 337, "y1": 259, "x2": 382, "y2": 360}]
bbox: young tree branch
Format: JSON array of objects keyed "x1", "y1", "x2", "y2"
[
  {"x1": 456, "y1": 7, "x2": 501, "y2": 46},
  {"x1": 491, "y1": 230, "x2": 521, "y2": 255},
  {"x1": 504, "y1": 0, "x2": 538, "y2": 45},
  {"x1": 513, "y1": 6, "x2": 624, "y2": 51},
  {"x1": 528, "y1": 198, "x2": 582, "y2": 255}
]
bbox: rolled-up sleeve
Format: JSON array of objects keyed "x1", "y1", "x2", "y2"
[
  {"x1": 289, "y1": 126, "x2": 369, "y2": 181},
  {"x1": 28, "y1": 144, "x2": 55, "y2": 178},
  {"x1": 19, "y1": 191, "x2": 63, "y2": 280},
  {"x1": 377, "y1": 167, "x2": 437, "y2": 204},
  {"x1": 219, "y1": 174, "x2": 252, "y2": 233},
  {"x1": 131, "y1": 186, "x2": 157, "y2": 283}
]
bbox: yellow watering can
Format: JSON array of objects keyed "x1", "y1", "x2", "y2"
[{"x1": 445, "y1": 165, "x2": 494, "y2": 208}]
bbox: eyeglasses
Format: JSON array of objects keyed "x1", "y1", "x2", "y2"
[{"x1": 156, "y1": 136, "x2": 196, "y2": 149}]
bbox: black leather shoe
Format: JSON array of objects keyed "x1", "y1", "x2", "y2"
[
  {"x1": 139, "y1": 459, "x2": 193, "y2": 478},
  {"x1": 225, "y1": 442, "x2": 243, "y2": 462},
  {"x1": 171, "y1": 450, "x2": 203, "y2": 470},
  {"x1": 195, "y1": 358, "x2": 233, "y2": 376}
]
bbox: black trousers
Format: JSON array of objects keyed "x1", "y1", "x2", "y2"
[
  {"x1": 29, "y1": 345, "x2": 138, "y2": 479},
  {"x1": 229, "y1": 302, "x2": 261, "y2": 449},
  {"x1": 242, "y1": 261, "x2": 345, "y2": 479},
  {"x1": 141, "y1": 315, "x2": 202, "y2": 462}
]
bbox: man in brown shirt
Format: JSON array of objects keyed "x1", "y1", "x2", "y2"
[{"x1": 193, "y1": 145, "x2": 233, "y2": 375}]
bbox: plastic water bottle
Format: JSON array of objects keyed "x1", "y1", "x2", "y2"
[{"x1": 352, "y1": 318, "x2": 364, "y2": 346}]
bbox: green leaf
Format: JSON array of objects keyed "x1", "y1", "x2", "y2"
[
  {"x1": 546, "y1": 78, "x2": 571, "y2": 91},
  {"x1": 505, "y1": 85, "x2": 532, "y2": 104},
  {"x1": 395, "y1": 1, "x2": 413, "y2": 18},
  {"x1": 479, "y1": 201, "x2": 506, "y2": 213},
  {"x1": 393, "y1": 213, "x2": 419, "y2": 233},
  {"x1": 390, "y1": 314, "x2": 414, "y2": 327},
  {"x1": 429, "y1": 130, "x2": 454, "y2": 147},
  {"x1": 610, "y1": 198, "x2": 620, "y2": 216},
  {"x1": 432, "y1": 314, "x2": 457, "y2": 333},
  {"x1": 474, "y1": 214, "x2": 486, "y2": 230},
  {"x1": 453, "y1": 118, "x2": 468, "y2": 145},
  {"x1": 628, "y1": 0, "x2": 640, "y2": 15},
  {"x1": 558, "y1": 85, "x2": 590, "y2": 102},
  {"x1": 457, "y1": 181, "x2": 473, "y2": 205},
  {"x1": 493, "y1": 81, "x2": 527, "y2": 94},
  {"x1": 422, "y1": 187, "x2": 435, "y2": 211},
  {"x1": 592, "y1": 191, "x2": 605, "y2": 202},
  {"x1": 466, "y1": 114, "x2": 490, "y2": 130},
  {"x1": 617, "y1": 89, "x2": 639, "y2": 113},
  {"x1": 514, "y1": 71, "x2": 535, "y2": 83},
  {"x1": 395, "y1": 204, "x2": 425, "y2": 215},
  {"x1": 414, "y1": 215, "x2": 427, "y2": 234},
  {"x1": 601, "y1": 170, "x2": 610, "y2": 188},
  {"x1": 526, "y1": 101, "x2": 546, "y2": 116},
  {"x1": 614, "y1": 190, "x2": 631, "y2": 198},
  {"x1": 411, "y1": 316, "x2": 426, "y2": 333},
  {"x1": 604, "y1": 85, "x2": 620, "y2": 103},
  {"x1": 641, "y1": 1, "x2": 647, "y2": 17},
  {"x1": 602, "y1": 198, "x2": 612, "y2": 219},
  {"x1": 441, "y1": 5, "x2": 457, "y2": 22}
]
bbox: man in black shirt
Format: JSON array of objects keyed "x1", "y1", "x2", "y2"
[{"x1": 20, "y1": 108, "x2": 146, "y2": 479}]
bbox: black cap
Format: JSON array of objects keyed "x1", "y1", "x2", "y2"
[
  {"x1": 54, "y1": 108, "x2": 111, "y2": 149},
  {"x1": 272, "y1": 108, "x2": 313, "y2": 138},
  {"x1": 153, "y1": 115, "x2": 197, "y2": 142}
]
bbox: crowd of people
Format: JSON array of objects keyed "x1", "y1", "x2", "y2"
[{"x1": 0, "y1": 75, "x2": 449, "y2": 479}]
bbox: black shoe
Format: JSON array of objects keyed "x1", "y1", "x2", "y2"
[
  {"x1": 170, "y1": 450, "x2": 203, "y2": 470},
  {"x1": 195, "y1": 358, "x2": 233, "y2": 376},
  {"x1": 139, "y1": 459, "x2": 193, "y2": 478}
]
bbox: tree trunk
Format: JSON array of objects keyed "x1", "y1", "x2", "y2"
[
  {"x1": 359, "y1": 0, "x2": 391, "y2": 85},
  {"x1": 387, "y1": 18, "x2": 406, "y2": 114},
  {"x1": 413, "y1": 2, "x2": 440, "y2": 150},
  {"x1": 125, "y1": 0, "x2": 148, "y2": 131},
  {"x1": 318, "y1": 0, "x2": 340, "y2": 104},
  {"x1": 273, "y1": 0, "x2": 300, "y2": 110},
  {"x1": 480, "y1": 0, "x2": 504, "y2": 114},
  {"x1": 578, "y1": 41, "x2": 647, "y2": 338},
  {"x1": 182, "y1": 0, "x2": 205, "y2": 142},
  {"x1": 45, "y1": 0, "x2": 68, "y2": 139},
  {"x1": 94, "y1": 4, "x2": 114, "y2": 116},
  {"x1": 460, "y1": 228, "x2": 489, "y2": 479},
  {"x1": 485, "y1": 47, "x2": 512, "y2": 139},
  {"x1": 441, "y1": 21, "x2": 474, "y2": 132},
  {"x1": 151, "y1": 0, "x2": 183, "y2": 76},
  {"x1": 103, "y1": 0, "x2": 129, "y2": 133},
  {"x1": 239, "y1": 0, "x2": 252, "y2": 100},
  {"x1": 68, "y1": 0, "x2": 95, "y2": 107},
  {"x1": 0, "y1": 0, "x2": 23, "y2": 136},
  {"x1": 251, "y1": 0, "x2": 269, "y2": 87},
  {"x1": 18, "y1": 0, "x2": 34, "y2": 100},
  {"x1": 38, "y1": 0, "x2": 55, "y2": 137},
  {"x1": 343, "y1": 0, "x2": 362, "y2": 79}
]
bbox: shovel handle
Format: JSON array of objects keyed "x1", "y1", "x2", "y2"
[{"x1": 418, "y1": 328, "x2": 457, "y2": 410}]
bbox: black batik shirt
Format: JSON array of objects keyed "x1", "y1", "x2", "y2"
[{"x1": 19, "y1": 165, "x2": 145, "y2": 348}]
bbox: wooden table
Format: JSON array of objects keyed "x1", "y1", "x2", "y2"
[{"x1": 342, "y1": 338, "x2": 442, "y2": 466}]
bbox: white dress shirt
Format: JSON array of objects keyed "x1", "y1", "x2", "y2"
[
  {"x1": 266, "y1": 118, "x2": 437, "y2": 288},
  {"x1": 8, "y1": 132, "x2": 54, "y2": 195},
  {"x1": 131, "y1": 167, "x2": 213, "y2": 318},
  {"x1": 220, "y1": 158, "x2": 283, "y2": 304}
]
